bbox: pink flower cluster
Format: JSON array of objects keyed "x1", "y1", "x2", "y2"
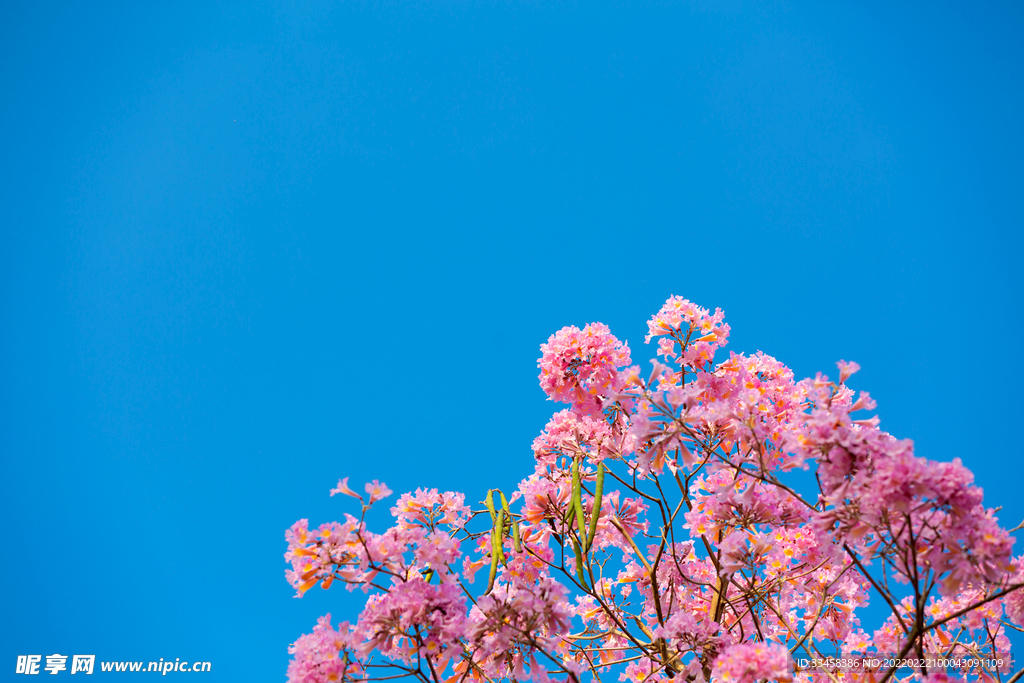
[
  {"x1": 538, "y1": 322, "x2": 632, "y2": 416},
  {"x1": 712, "y1": 642, "x2": 793, "y2": 683},
  {"x1": 390, "y1": 488, "x2": 471, "y2": 530},
  {"x1": 645, "y1": 295, "x2": 730, "y2": 371},
  {"x1": 283, "y1": 295, "x2": 1023, "y2": 683},
  {"x1": 467, "y1": 554, "x2": 574, "y2": 680},
  {"x1": 287, "y1": 614, "x2": 361, "y2": 683},
  {"x1": 1005, "y1": 558, "x2": 1024, "y2": 625},
  {"x1": 353, "y1": 578, "x2": 468, "y2": 663},
  {"x1": 284, "y1": 481, "x2": 472, "y2": 597},
  {"x1": 786, "y1": 368, "x2": 1014, "y2": 595},
  {"x1": 531, "y1": 407, "x2": 639, "y2": 475}
]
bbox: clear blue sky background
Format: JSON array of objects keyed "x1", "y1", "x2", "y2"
[{"x1": 2, "y1": 1, "x2": 1022, "y2": 679}]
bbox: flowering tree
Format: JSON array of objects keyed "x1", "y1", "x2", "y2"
[{"x1": 283, "y1": 296, "x2": 1024, "y2": 683}]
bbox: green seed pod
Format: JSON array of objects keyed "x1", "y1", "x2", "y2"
[
  {"x1": 512, "y1": 519, "x2": 522, "y2": 553},
  {"x1": 562, "y1": 500, "x2": 575, "y2": 525},
  {"x1": 572, "y1": 537, "x2": 588, "y2": 590},
  {"x1": 494, "y1": 509, "x2": 507, "y2": 567},
  {"x1": 572, "y1": 459, "x2": 585, "y2": 537},
  {"x1": 483, "y1": 489, "x2": 496, "y2": 523},
  {"x1": 485, "y1": 549, "x2": 498, "y2": 594},
  {"x1": 585, "y1": 462, "x2": 605, "y2": 553},
  {"x1": 485, "y1": 509, "x2": 505, "y2": 594}
]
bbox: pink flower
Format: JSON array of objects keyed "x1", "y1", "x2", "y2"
[
  {"x1": 532, "y1": 409, "x2": 613, "y2": 465},
  {"x1": 712, "y1": 642, "x2": 793, "y2": 683},
  {"x1": 917, "y1": 674, "x2": 967, "y2": 683},
  {"x1": 1004, "y1": 557, "x2": 1024, "y2": 625},
  {"x1": 837, "y1": 359, "x2": 860, "y2": 384},
  {"x1": 329, "y1": 477, "x2": 362, "y2": 500},
  {"x1": 644, "y1": 295, "x2": 730, "y2": 370},
  {"x1": 353, "y1": 579, "x2": 468, "y2": 664},
  {"x1": 716, "y1": 530, "x2": 752, "y2": 575},
  {"x1": 287, "y1": 614, "x2": 360, "y2": 683},
  {"x1": 413, "y1": 530, "x2": 461, "y2": 568},
  {"x1": 439, "y1": 491, "x2": 471, "y2": 528},
  {"x1": 364, "y1": 480, "x2": 392, "y2": 504},
  {"x1": 390, "y1": 488, "x2": 471, "y2": 530},
  {"x1": 469, "y1": 563, "x2": 573, "y2": 674},
  {"x1": 538, "y1": 322, "x2": 631, "y2": 416}
]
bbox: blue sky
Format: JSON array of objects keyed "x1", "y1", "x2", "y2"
[{"x1": 2, "y1": 1, "x2": 1022, "y2": 679}]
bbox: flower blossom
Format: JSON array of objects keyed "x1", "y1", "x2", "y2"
[
  {"x1": 287, "y1": 614, "x2": 361, "y2": 683},
  {"x1": 283, "y1": 294, "x2": 1024, "y2": 683},
  {"x1": 353, "y1": 578, "x2": 468, "y2": 664},
  {"x1": 538, "y1": 322, "x2": 631, "y2": 416},
  {"x1": 391, "y1": 488, "x2": 471, "y2": 530},
  {"x1": 712, "y1": 642, "x2": 793, "y2": 683},
  {"x1": 645, "y1": 295, "x2": 730, "y2": 370}
]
